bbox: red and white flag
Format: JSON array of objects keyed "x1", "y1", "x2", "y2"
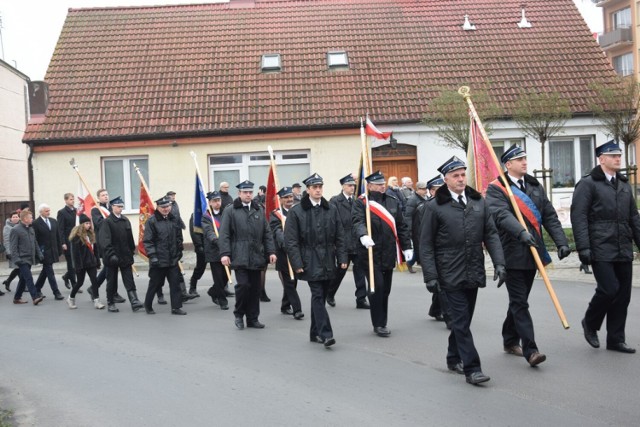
[
  {"x1": 365, "y1": 117, "x2": 392, "y2": 140},
  {"x1": 76, "y1": 177, "x2": 97, "y2": 224}
]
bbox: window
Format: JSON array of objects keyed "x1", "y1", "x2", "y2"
[
  {"x1": 209, "y1": 150, "x2": 310, "y2": 191},
  {"x1": 613, "y1": 53, "x2": 634, "y2": 76},
  {"x1": 102, "y1": 157, "x2": 149, "y2": 212},
  {"x1": 613, "y1": 7, "x2": 631, "y2": 29},
  {"x1": 490, "y1": 139, "x2": 525, "y2": 166},
  {"x1": 261, "y1": 54, "x2": 281, "y2": 72},
  {"x1": 327, "y1": 51, "x2": 349, "y2": 68},
  {"x1": 549, "y1": 136, "x2": 594, "y2": 188}
]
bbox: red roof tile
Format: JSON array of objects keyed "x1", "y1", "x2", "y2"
[{"x1": 24, "y1": 0, "x2": 618, "y2": 143}]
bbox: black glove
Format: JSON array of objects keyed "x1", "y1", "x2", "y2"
[
  {"x1": 494, "y1": 265, "x2": 507, "y2": 288},
  {"x1": 557, "y1": 245, "x2": 571, "y2": 260},
  {"x1": 518, "y1": 230, "x2": 538, "y2": 247},
  {"x1": 96, "y1": 259, "x2": 102, "y2": 270},
  {"x1": 109, "y1": 255, "x2": 119, "y2": 266},
  {"x1": 578, "y1": 249, "x2": 592, "y2": 265},
  {"x1": 150, "y1": 257, "x2": 159, "y2": 267},
  {"x1": 425, "y1": 279, "x2": 440, "y2": 293}
]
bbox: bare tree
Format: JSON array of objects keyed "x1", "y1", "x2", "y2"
[
  {"x1": 512, "y1": 90, "x2": 571, "y2": 171},
  {"x1": 423, "y1": 88, "x2": 500, "y2": 152},
  {"x1": 589, "y1": 77, "x2": 640, "y2": 167}
]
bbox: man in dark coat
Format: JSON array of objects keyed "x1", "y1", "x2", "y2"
[
  {"x1": 202, "y1": 191, "x2": 229, "y2": 310},
  {"x1": 91, "y1": 188, "x2": 124, "y2": 302},
  {"x1": 420, "y1": 156, "x2": 506, "y2": 385},
  {"x1": 571, "y1": 140, "x2": 640, "y2": 354},
  {"x1": 57, "y1": 192, "x2": 78, "y2": 291},
  {"x1": 403, "y1": 180, "x2": 429, "y2": 274},
  {"x1": 486, "y1": 144, "x2": 571, "y2": 367},
  {"x1": 285, "y1": 174, "x2": 347, "y2": 347},
  {"x1": 219, "y1": 182, "x2": 234, "y2": 209},
  {"x1": 353, "y1": 171, "x2": 412, "y2": 337},
  {"x1": 10, "y1": 210, "x2": 44, "y2": 305},
  {"x1": 98, "y1": 197, "x2": 143, "y2": 313},
  {"x1": 270, "y1": 187, "x2": 304, "y2": 319},
  {"x1": 143, "y1": 196, "x2": 186, "y2": 315},
  {"x1": 33, "y1": 203, "x2": 64, "y2": 300},
  {"x1": 327, "y1": 173, "x2": 368, "y2": 309},
  {"x1": 219, "y1": 180, "x2": 276, "y2": 330}
]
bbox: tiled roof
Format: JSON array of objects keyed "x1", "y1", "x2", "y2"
[{"x1": 24, "y1": 0, "x2": 618, "y2": 144}]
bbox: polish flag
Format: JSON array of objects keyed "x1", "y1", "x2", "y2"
[{"x1": 365, "y1": 117, "x2": 392, "y2": 140}]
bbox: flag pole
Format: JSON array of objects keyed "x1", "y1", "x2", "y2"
[
  {"x1": 361, "y1": 117, "x2": 375, "y2": 294},
  {"x1": 189, "y1": 151, "x2": 233, "y2": 284},
  {"x1": 267, "y1": 145, "x2": 296, "y2": 280},
  {"x1": 458, "y1": 86, "x2": 569, "y2": 329}
]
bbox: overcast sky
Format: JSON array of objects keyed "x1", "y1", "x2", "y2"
[{"x1": 0, "y1": 0, "x2": 603, "y2": 81}]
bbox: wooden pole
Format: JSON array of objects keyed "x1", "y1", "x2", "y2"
[
  {"x1": 360, "y1": 117, "x2": 375, "y2": 294},
  {"x1": 458, "y1": 86, "x2": 569, "y2": 329}
]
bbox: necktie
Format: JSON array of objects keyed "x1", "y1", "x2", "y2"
[
  {"x1": 517, "y1": 179, "x2": 525, "y2": 192},
  {"x1": 458, "y1": 195, "x2": 466, "y2": 208},
  {"x1": 611, "y1": 177, "x2": 616, "y2": 187},
  {"x1": 244, "y1": 206, "x2": 250, "y2": 213},
  {"x1": 348, "y1": 197, "x2": 352, "y2": 205},
  {"x1": 45, "y1": 218, "x2": 51, "y2": 230}
]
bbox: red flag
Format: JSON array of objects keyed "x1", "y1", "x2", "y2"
[
  {"x1": 467, "y1": 113, "x2": 500, "y2": 195},
  {"x1": 137, "y1": 181, "x2": 155, "y2": 259},
  {"x1": 365, "y1": 117, "x2": 392, "y2": 140},
  {"x1": 77, "y1": 193, "x2": 97, "y2": 218},
  {"x1": 265, "y1": 165, "x2": 279, "y2": 220}
]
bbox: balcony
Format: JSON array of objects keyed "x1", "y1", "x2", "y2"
[{"x1": 599, "y1": 27, "x2": 633, "y2": 49}]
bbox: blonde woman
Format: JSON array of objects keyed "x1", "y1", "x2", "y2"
[{"x1": 67, "y1": 214, "x2": 104, "y2": 309}]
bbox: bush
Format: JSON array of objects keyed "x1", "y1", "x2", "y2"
[{"x1": 542, "y1": 228, "x2": 575, "y2": 251}]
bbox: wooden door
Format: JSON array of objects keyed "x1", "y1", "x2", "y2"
[{"x1": 373, "y1": 159, "x2": 418, "y2": 184}]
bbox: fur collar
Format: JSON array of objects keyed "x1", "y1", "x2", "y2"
[
  {"x1": 435, "y1": 185, "x2": 482, "y2": 205},
  {"x1": 232, "y1": 198, "x2": 261, "y2": 210},
  {"x1": 300, "y1": 194, "x2": 329, "y2": 210},
  {"x1": 590, "y1": 165, "x2": 628, "y2": 182}
]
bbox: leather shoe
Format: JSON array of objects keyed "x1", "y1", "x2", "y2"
[
  {"x1": 528, "y1": 352, "x2": 547, "y2": 367},
  {"x1": 157, "y1": 295, "x2": 168, "y2": 305},
  {"x1": 582, "y1": 318, "x2": 600, "y2": 348},
  {"x1": 465, "y1": 371, "x2": 490, "y2": 385},
  {"x1": 63, "y1": 274, "x2": 71, "y2": 289},
  {"x1": 234, "y1": 317, "x2": 244, "y2": 330},
  {"x1": 54, "y1": 293, "x2": 65, "y2": 301},
  {"x1": 145, "y1": 306, "x2": 156, "y2": 315},
  {"x1": 374, "y1": 326, "x2": 391, "y2": 337},
  {"x1": 107, "y1": 303, "x2": 119, "y2": 313},
  {"x1": 219, "y1": 301, "x2": 229, "y2": 310},
  {"x1": 113, "y1": 293, "x2": 126, "y2": 303},
  {"x1": 327, "y1": 296, "x2": 336, "y2": 307},
  {"x1": 408, "y1": 265, "x2": 415, "y2": 274},
  {"x1": 260, "y1": 295, "x2": 271, "y2": 302},
  {"x1": 281, "y1": 307, "x2": 294, "y2": 315},
  {"x1": 32, "y1": 296, "x2": 44, "y2": 306},
  {"x1": 504, "y1": 345, "x2": 523, "y2": 357},
  {"x1": 356, "y1": 300, "x2": 370, "y2": 309},
  {"x1": 171, "y1": 308, "x2": 187, "y2": 315},
  {"x1": 447, "y1": 362, "x2": 464, "y2": 375},
  {"x1": 13, "y1": 299, "x2": 28, "y2": 304},
  {"x1": 293, "y1": 311, "x2": 304, "y2": 320},
  {"x1": 606, "y1": 342, "x2": 636, "y2": 354},
  {"x1": 247, "y1": 320, "x2": 265, "y2": 329},
  {"x1": 323, "y1": 337, "x2": 336, "y2": 348}
]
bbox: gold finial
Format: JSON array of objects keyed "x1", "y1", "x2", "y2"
[{"x1": 458, "y1": 86, "x2": 471, "y2": 98}]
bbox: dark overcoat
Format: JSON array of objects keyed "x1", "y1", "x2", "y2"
[
  {"x1": 99, "y1": 214, "x2": 136, "y2": 267},
  {"x1": 329, "y1": 193, "x2": 358, "y2": 255},
  {"x1": 33, "y1": 216, "x2": 62, "y2": 264},
  {"x1": 143, "y1": 211, "x2": 183, "y2": 267}
]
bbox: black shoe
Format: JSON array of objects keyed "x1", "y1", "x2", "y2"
[
  {"x1": 0, "y1": 289, "x2": 4, "y2": 296},
  {"x1": 54, "y1": 293, "x2": 65, "y2": 301},
  {"x1": 281, "y1": 307, "x2": 294, "y2": 315},
  {"x1": 207, "y1": 287, "x2": 217, "y2": 303},
  {"x1": 224, "y1": 288, "x2": 235, "y2": 297},
  {"x1": 582, "y1": 318, "x2": 600, "y2": 348},
  {"x1": 260, "y1": 294, "x2": 271, "y2": 302},
  {"x1": 247, "y1": 320, "x2": 265, "y2": 329},
  {"x1": 234, "y1": 317, "x2": 244, "y2": 330},
  {"x1": 504, "y1": 345, "x2": 524, "y2": 357},
  {"x1": 113, "y1": 293, "x2": 126, "y2": 303},
  {"x1": 434, "y1": 314, "x2": 445, "y2": 322},
  {"x1": 171, "y1": 308, "x2": 187, "y2": 315},
  {"x1": 36, "y1": 292, "x2": 45, "y2": 299},
  {"x1": 62, "y1": 274, "x2": 71, "y2": 289},
  {"x1": 323, "y1": 337, "x2": 336, "y2": 348},
  {"x1": 374, "y1": 326, "x2": 391, "y2": 337},
  {"x1": 145, "y1": 306, "x2": 156, "y2": 315},
  {"x1": 357, "y1": 300, "x2": 370, "y2": 309},
  {"x1": 293, "y1": 311, "x2": 305, "y2": 320},
  {"x1": 327, "y1": 296, "x2": 336, "y2": 307},
  {"x1": 466, "y1": 372, "x2": 490, "y2": 385},
  {"x1": 188, "y1": 287, "x2": 200, "y2": 298},
  {"x1": 3, "y1": 280, "x2": 10, "y2": 292},
  {"x1": 579, "y1": 264, "x2": 593, "y2": 274},
  {"x1": 528, "y1": 352, "x2": 547, "y2": 367},
  {"x1": 606, "y1": 342, "x2": 636, "y2": 354},
  {"x1": 447, "y1": 362, "x2": 464, "y2": 375},
  {"x1": 310, "y1": 335, "x2": 323, "y2": 343},
  {"x1": 108, "y1": 303, "x2": 119, "y2": 313},
  {"x1": 157, "y1": 295, "x2": 168, "y2": 305},
  {"x1": 181, "y1": 292, "x2": 197, "y2": 302},
  {"x1": 219, "y1": 301, "x2": 229, "y2": 310}
]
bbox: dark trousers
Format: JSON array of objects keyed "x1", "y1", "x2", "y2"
[
  {"x1": 586, "y1": 261, "x2": 633, "y2": 345},
  {"x1": 308, "y1": 280, "x2": 333, "y2": 340},
  {"x1": 35, "y1": 262, "x2": 60, "y2": 295},
  {"x1": 15, "y1": 264, "x2": 37, "y2": 300},
  {"x1": 445, "y1": 288, "x2": 481, "y2": 375},
  {"x1": 502, "y1": 269, "x2": 538, "y2": 359},
  {"x1": 62, "y1": 249, "x2": 77, "y2": 286},
  {"x1": 365, "y1": 268, "x2": 393, "y2": 328},
  {"x1": 189, "y1": 251, "x2": 206, "y2": 287},
  {"x1": 96, "y1": 265, "x2": 108, "y2": 286},
  {"x1": 106, "y1": 265, "x2": 136, "y2": 304},
  {"x1": 278, "y1": 270, "x2": 301, "y2": 313},
  {"x1": 234, "y1": 269, "x2": 261, "y2": 322},
  {"x1": 328, "y1": 253, "x2": 367, "y2": 301},
  {"x1": 145, "y1": 266, "x2": 183, "y2": 310},
  {"x1": 208, "y1": 262, "x2": 228, "y2": 305},
  {"x1": 71, "y1": 267, "x2": 98, "y2": 299},
  {"x1": 5, "y1": 268, "x2": 20, "y2": 285}
]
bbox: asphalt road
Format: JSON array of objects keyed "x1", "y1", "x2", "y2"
[{"x1": 1, "y1": 268, "x2": 638, "y2": 427}]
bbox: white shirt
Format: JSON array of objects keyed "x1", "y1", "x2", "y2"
[{"x1": 449, "y1": 189, "x2": 466, "y2": 205}]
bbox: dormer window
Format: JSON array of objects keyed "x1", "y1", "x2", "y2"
[
  {"x1": 327, "y1": 51, "x2": 349, "y2": 69},
  {"x1": 261, "y1": 54, "x2": 281, "y2": 72}
]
